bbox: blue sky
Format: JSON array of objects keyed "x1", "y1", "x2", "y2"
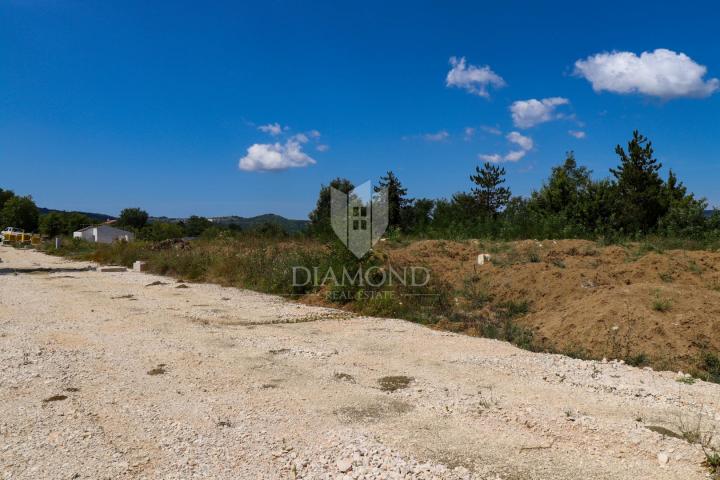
[{"x1": 2, "y1": 0, "x2": 719, "y2": 219}]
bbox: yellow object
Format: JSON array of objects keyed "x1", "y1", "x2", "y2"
[{"x1": 1, "y1": 229, "x2": 41, "y2": 245}]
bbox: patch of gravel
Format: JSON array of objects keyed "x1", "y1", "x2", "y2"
[{"x1": 1, "y1": 246, "x2": 719, "y2": 479}]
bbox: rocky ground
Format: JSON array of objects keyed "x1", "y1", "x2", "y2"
[{"x1": 1, "y1": 245, "x2": 719, "y2": 479}]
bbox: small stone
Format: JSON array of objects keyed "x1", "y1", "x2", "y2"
[
  {"x1": 657, "y1": 452, "x2": 669, "y2": 465},
  {"x1": 337, "y1": 458, "x2": 353, "y2": 473}
]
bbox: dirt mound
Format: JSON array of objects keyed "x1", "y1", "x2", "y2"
[{"x1": 382, "y1": 239, "x2": 720, "y2": 375}]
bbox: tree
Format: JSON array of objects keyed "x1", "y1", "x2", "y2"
[
  {"x1": 139, "y1": 222, "x2": 184, "y2": 241},
  {"x1": 658, "y1": 169, "x2": 708, "y2": 236},
  {"x1": 0, "y1": 196, "x2": 39, "y2": 231},
  {"x1": 63, "y1": 212, "x2": 93, "y2": 234},
  {"x1": 531, "y1": 152, "x2": 593, "y2": 216},
  {"x1": 401, "y1": 198, "x2": 435, "y2": 233},
  {"x1": 308, "y1": 178, "x2": 354, "y2": 237},
  {"x1": 184, "y1": 215, "x2": 212, "y2": 237},
  {"x1": 0, "y1": 188, "x2": 15, "y2": 212},
  {"x1": 117, "y1": 208, "x2": 149, "y2": 230},
  {"x1": 39, "y1": 212, "x2": 65, "y2": 237},
  {"x1": 39, "y1": 211, "x2": 93, "y2": 237},
  {"x1": 470, "y1": 162, "x2": 511, "y2": 217},
  {"x1": 610, "y1": 131, "x2": 666, "y2": 233},
  {"x1": 374, "y1": 171, "x2": 408, "y2": 230}
]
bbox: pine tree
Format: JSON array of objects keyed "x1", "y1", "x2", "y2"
[
  {"x1": 610, "y1": 130, "x2": 667, "y2": 232},
  {"x1": 374, "y1": 171, "x2": 408, "y2": 229},
  {"x1": 470, "y1": 162, "x2": 511, "y2": 216}
]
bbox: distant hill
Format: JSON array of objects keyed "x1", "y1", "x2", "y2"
[
  {"x1": 39, "y1": 207, "x2": 116, "y2": 222},
  {"x1": 149, "y1": 213, "x2": 309, "y2": 233},
  {"x1": 208, "y1": 214, "x2": 309, "y2": 233}
]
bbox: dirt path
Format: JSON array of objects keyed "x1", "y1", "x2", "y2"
[{"x1": 1, "y1": 246, "x2": 718, "y2": 479}]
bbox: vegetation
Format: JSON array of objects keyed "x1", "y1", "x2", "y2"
[
  {"x1": 304, "y1": 131, "x2": 720, "y2": 243},
  {"x1": 0, "y1": 192, "x2": 39, "y2": 232},
  {"x1": 10, "y1": 130, "x2": 720, "y2": 385},
  {"x1": 117, "y1": 207, "x2": 149, "y2": 230}
]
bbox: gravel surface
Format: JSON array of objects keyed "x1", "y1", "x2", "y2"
[{"x1": 1, "y1": 246, "x2": 719, "y2": 479}]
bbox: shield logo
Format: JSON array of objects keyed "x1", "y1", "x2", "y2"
[{"x1": 330, "y1": 181, "x2": 388, "y2": 258}]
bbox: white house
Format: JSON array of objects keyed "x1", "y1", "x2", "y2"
[{"x1": 73, "y1": 225, "x2": 135, "y2": 244}]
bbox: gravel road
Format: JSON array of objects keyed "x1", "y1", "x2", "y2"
[{"x1": 1, "y1": 246, "x2": 719, "y2": 479}]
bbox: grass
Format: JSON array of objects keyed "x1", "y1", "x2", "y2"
[
  {"x1": 706, "y1": 451, "x2": 720, "y2": 476},
  {"x1": 659, "y1": 271, "x2": 674, "y2": 283},
  {"x1": 495, "y1": 299, "x2": 530, "y2": 319},
  {"x1": 625, "y1": 352, "x2": 649, "y2": 367},
  {"x1": 699, "y1": 351, "x2": 720, "y2": 383},
  {"x1": 688, "y1": 260, "x2": 704, "y2": 274},
  {"x1": 651, "y1": 292, "x2": 672, "y2": 312},
  {"x1": 461, "y1": 275, "x2": 492, "y2": 309}
]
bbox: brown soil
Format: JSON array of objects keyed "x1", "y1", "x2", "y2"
[{"x1": 381, "y1": 239, "x2": 720, "y2": 373}]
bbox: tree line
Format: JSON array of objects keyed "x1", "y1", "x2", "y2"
[
  {"x1": 308, "y1": 131, "x2": 717, "y2": 240},
  {"x1": 4, "y1": 130, "x2": 717, "y2": 243}
]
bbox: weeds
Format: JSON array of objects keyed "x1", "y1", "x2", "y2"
[
  {"x1": 460, "y1": 275, "x2": 492, "y2": 309},
  {"x1": 527, "y1": 251, "x2": 541, "y2": 263},
  {"x1": 688, "y1": 260, "x2": 704, "y2": 275},
  {"x1": 495, "y1": 300, "x2": 530, "y2": 319},
  {"x1": 659, "y1": 271, "x2": 674, "y2": 283},
  {"x1": 698, "y1": 351, "x2": 720, "y2": 383},
  {"x1": 626, "y1": 352, "x2": 649, "y2": 367},
  {"x1": 551, "y1": 258, "x2": 566, "y2": 268},
  {"x1": 652, "y1": 292, "x2": 672, "y2": 312}
]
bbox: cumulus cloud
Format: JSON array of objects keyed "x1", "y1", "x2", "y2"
[
  {"x1": 569, "y1": 130, "x2": 586, "y2": 139},
  {"x1": 503, "y1": 150, "x2": 527, "y2": 162},
  {"x1": 479, "y1": 153, "x2": 503, "y2": 163},
  {"x1": 423, "y1": 130, "x2": 450, "y2": 142},
  {"x1": 446, "y1": 56, "x2": 506, "y2": 98},
  {"x1": 480, "y1": 131, "x2": 534, "y2": 163},
  {"x1": 316, "y1": 144, "x2": 330, "y2": 152},
  {"x1": 292, "y1": 133, "x2": 309, "y2": 143},
  {"x1": 510, "y1": 97, "x2": 570, "y2": 128},
  {"x1": 506, "y1": 131, "x2": 533, "y2": 150},
  {"x1": 238, "y1": 139, "x2": 316, "y2": 172},
  {"x1": 574, "y1": 49, "x2": 719, "y2": 99},
  {"x1": 258, "y1": 122, "x2": 285, "y2": 135}
]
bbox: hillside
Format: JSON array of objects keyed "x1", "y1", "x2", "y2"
[
  {"x1": 38, "y1": 207, "x2": 115, "y2": 222},
  {"x1": 208, "y1": 213, "x2": 308, "y2": 233}
]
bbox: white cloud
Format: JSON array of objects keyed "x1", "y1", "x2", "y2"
[
  {"x1": 316, "y1": 144, "x2": 330, "y2": 152},
  {"x1": 503, "y1": 150, "x2": 527, "y2": 162},
  {"x1": 292, "y1": 133, "x2": 309, "y2": 143},
  {"x1": 510, "y1": 97, "x2": 570, "y2": 128},
  {"x1": 569, "y1": 130, "x2": 586, "y2": 139},
  {"x1": 479, "y1": 153, "x2": 503, "y2": 163},
  {"x1": 480, "y1": 131, "x2": 533, "y2": 163},
  {"x1": 238, "y1": 139, "x2": 316, "y2": 172},
  {"x1": 480, "y1": 125, "x2": 502, "y2": 136},
  {"x1": 258, "y1": 122, "x2": 285, "y2": 135},
  {"x1": 574, "y1": 49, "x2": 719, "y2": 99},
  {"x1": 423, "y1": 130, "x2": 449, "y2": 142},
  {"x1": 463, "y1": 127, "x2": 475, "y2": 141},
  {"x1": 308, "y1": 130, "x2": 321, "y2": 138},
  {"x1": 446, "y1": 56, "x2": 505, "y2": 98},
  {"x1": 506, "y1": 131, "x2": 533, "y2": 150}
]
